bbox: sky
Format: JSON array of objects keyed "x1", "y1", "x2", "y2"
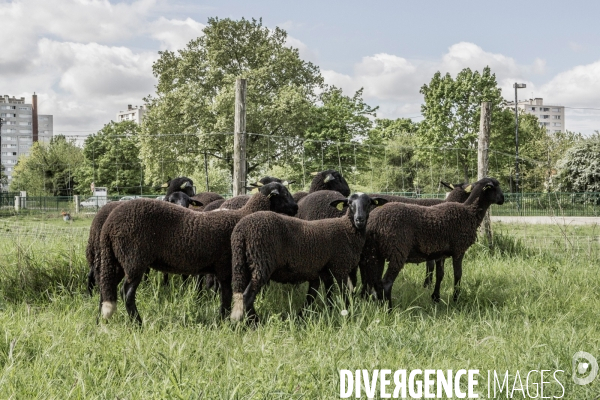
[{"x1": 1, "y1": 0, "x2": 599, "y2": 137}]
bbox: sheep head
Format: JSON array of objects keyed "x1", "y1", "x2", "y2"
[{"x1": 330, "y1": 193, "x2": 388, "y2": 230}]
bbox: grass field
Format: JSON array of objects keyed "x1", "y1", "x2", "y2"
[{"x1": 0, "y1": 215, "x2": 599, "y2": 398}]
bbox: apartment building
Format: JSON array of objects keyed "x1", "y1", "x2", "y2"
[
  {"x1": 505, "y1": 98, "x2": 565, "y2": 133},
  {"x1": 0, "y1": 94, "x2": 53, "y2": 191},
  {"x1": 116, "y1": 104, "x2": 146, "y2": 124}
]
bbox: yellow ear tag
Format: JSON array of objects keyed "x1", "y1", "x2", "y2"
[
  {"x1": 373, "y1": 199, "x2": 379, "y2": 205},
  {"x1": 256, "y1": 182, "x2": 264, "y2": 187},
  {"x1": 251, "y1": 188, "x2": 259, "y2": 194},
  {"x1": 310, "y1": 172, "x2": 319, "y2": 176},
  {"x1": 336, "y1": 203, "x2": 344, "y2": 211},
  {"x1": 449, "y1": 184, "x2": 455, "y2": 189},
  {"x1": 180, "y1": 181, "x2": 189, "y2": 189},
  {"x1": 161, "y1": 183, "x2": 168, "y2": 188},
  {"x1": 483, "y1": 185, "x2": 491, "y2": 191},
  {"x1": 464, "y1": 185, "x2": 472, "y2": 193}
]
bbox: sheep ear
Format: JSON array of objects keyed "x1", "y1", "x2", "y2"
[
  {"x1": 324, "y1": 174, "x2": 335, "y2": 183},
  {"x1": 310, "y1": 172, "x2": 319, "y2": 176},
  {"x1": 330, "y1": 200, "x2": 348, "y2": 211},
  {"x1": 267, "y1": 189, "x2": 279, "y2": 198},
  {"x1": 440, "y1": 181, "x2": 454, "y2": 190},
  {"x1": 371, "y1": 198, "x2": 388, "y2": 207},
  {"x1": 161, "y1": 183, "x2": 169, "y2": 188},
  {"x1": 250, "y1": 188, "x2": 259, "y2": 194},
  {"x1": 190, "y1": 200, "x2": 204, "y2": 207},
  {"x1": 180, "y1": 181, "x2": 190, "y2": 189},
  {"x1": 464, "y1": 184, "x2": 473, "y2": 193},
  {"x1": 254, "y1": 182, "x2": 264, "y2": 187},
  {"x1": 283, "y1": 180, "x2": 295, "y2": 185}
]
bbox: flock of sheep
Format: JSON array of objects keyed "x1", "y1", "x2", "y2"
[{"x1": 86, "y1": 170, "x2": 505, "y2": 324}]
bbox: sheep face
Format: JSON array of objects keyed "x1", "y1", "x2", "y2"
[
  {"x1": 330, "y1": 193, "x2": 388, "y2": 230},
  {"x1": 258, "y1": 182, "x2": 298, "y2": 216},
  {"x1": 311, "y1": 170, "x2": 351, "y2": 196},
  {"x1": 466, "y1": 177, "x2": 505, "y2": 205},
  {"x1": 165, "y1": 192, "x2": 204, "y2": 208}
]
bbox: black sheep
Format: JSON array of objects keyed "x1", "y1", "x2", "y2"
[
  {"x1": 293, "y1": 169, "x2": 350, "y2": 203},
  {"x1": 98, "y1": 182, "x2": 298, "y2": 324},
  {"x1": 361, "y1": 178, "x2": 505, "y2": 309},
  {"x1": 190, "y1": 192, "x2": 224, "y2": 211},
  {"x1": 209, "y1": 176, "x2": 290, "y2": 210},
  {"x1": 230, "y1": 193, "x2": 387, "y2": 323}
]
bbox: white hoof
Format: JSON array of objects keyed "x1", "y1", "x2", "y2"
[
  {"x1": 230, "y1": 293, "x2": 244, "y2": 322},
  {"x1": 101, "y1": 301, "x2": 116, "y2": 320}
]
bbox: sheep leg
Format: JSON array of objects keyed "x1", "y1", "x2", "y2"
[
  {"x1": 423, "y1": 260, "x2": 435, "y2": 288},
  {"x1": 218, "y1": 279, "x2": 233, "y2": 319},
  {"x1": 381, "y1": 256, "x2": 404, "y2": 310},
  {"x1": 431, "y1": 258, "x2": 445, "y2": 303},
  {"x1": 242, "y1": 281, "x2": 261, "y2": 324},
  {"x1": 348, "y1": 268, "x2": 358, "y2": 290},
  {"x1": 123, "y1": 274, "x2": 144, "y2": 325},
  {"x1": 87, "y1": 268, "x2": 96, "y2": 296},
  {"x1": 452, "y1": 254, "x2": 464, "y2": 302}
]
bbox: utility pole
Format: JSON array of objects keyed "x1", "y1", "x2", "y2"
[
  {"x1": 0, "y1": 117, "x2": 4, "y2": 191},
  {"x1": 478, "y1": 102, "x2": 493, "y2": 245},
  {"x1": 233, "y1": 78, "x2": 247, "y2": 196}
]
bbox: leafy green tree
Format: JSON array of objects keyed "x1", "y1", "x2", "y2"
[
  {"x1": 0, "y1": 164, "x2": 7, "y2": 188},
  {"x1": 76, "y1": 121, "x2": 144, "y2": 195},
  {"x1": 10, "y1": 136, "x2": 84, "y2": 196},
  {"x1": 557, "y1": 132, "x2": 600, "y2": 192},
  {"x1": 140, "y1": 17, "x2": 323, "y2": 184},
  {"x1": 365, "y1": 118, "x2": 421, "y2": 192},
  {"x1": 418, "y1": 67, "x2": 504, "y2": 183}
]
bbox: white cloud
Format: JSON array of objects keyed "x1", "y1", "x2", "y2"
[
  {"x1": 150, "y1": 17, "x2": 205, "y2": 51},
  {"x1": 323, "y1": 42, "x2": 549, "y2": 121}
]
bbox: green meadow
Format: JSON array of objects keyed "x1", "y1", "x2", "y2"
[{"x1": 0, "y1": 215, "x2": 598, "y2": 398}]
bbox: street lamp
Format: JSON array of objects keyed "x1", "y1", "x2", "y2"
[{"x1": 513, "y1": 83, "x2": 526, "y2": 194}]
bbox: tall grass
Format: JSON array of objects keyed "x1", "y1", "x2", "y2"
[{"x1": 0, "y1": 220, "x2": 599, "y2": 398}]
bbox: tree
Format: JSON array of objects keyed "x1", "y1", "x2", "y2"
[
  {"x1": 140, "y1": 17, "x2": 323, "y2": 184},
  {"x1": 0, "y1": 164, "x2": 7, "y2": 188},
  {"x1": 76, "y1": 121, "x2": 144, "y2": 195},
  {"x1": 556, "y1": 132, "x2": 600, "y2": 193},
  {"x1": 10, "y1": 136, "x2": 84, "y2": 196},
  {"x1": 418, "y1": 67, "x2": 505, "y2": 183}
]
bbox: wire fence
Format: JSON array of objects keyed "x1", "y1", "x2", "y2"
[{"x1": 3, "y1": 131, "x2": 559, "y2": 197}]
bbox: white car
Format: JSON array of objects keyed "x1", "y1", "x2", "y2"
[{"x1": 80, "y1": 196, "x2": 110, "y2": 208}]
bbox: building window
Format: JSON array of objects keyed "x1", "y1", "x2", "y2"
[
  {"x1": 553, "y1": 122, "x2": 562, "y2": 127},
  {"x1": 553, "y1": 115, "x2": 561, "y2": 120},
  {"x1": 3, "y1": 136, "x2": 14, "y2": 141},
  {"x1": 18, "y1": 137, "x2": 32, "y2": 143},
  {"x1": 542, "y1": 107, "x2": 549, "y2": 112},
  {"x1": 5, "y1": 167, "x2": 12, "y2": 172},
  {"x1": 5, "y1": 129, "x2": 17, "y2": 133},
  {"x1": 551, "y1": 108, "x2": 560, "y2": 113},
  {"x1": 18, "y1": 122, "x2": 32, "y2": 126},
  {"x1": 529, "y1": 107, "x2": 536, "y2": 111},
  {"x1": 1, "y1": 144, "x2": 17, "y2": 148},
  {"x1": 0, "y1": 106, "x2": 16, "y2": 110},
  {"x1": 5, "y1": 121, "x2": 17, "y2": 125},
  {"x1": 541, "y1": 115, "x2": 550, "y2": 119},
  {"x1": 1, "y1": 113, "x2": 17, "y2": 117},
  {"x1": 18, "y1": 106, "x2": 30, "y2": 110},
  {"x1": 19, "y1": 114, "x2": 32, "y2": 118},
  {"x1": 19, "y1": 129, "x2": 32, "y2": 133}
]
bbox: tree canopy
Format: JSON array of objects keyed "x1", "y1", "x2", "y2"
[
  {"x1": 10, "y1": 136, "x2": 83, "y2": 196},
  {"x1": 557, "y1": 132, "x2": 600, "y2": 192},
  {"x1": 76, "y1": 121, "x2": 144, "y2": 195},
  {"x1": 140, "y1": 17, "x2": 323, "y2": 184}
]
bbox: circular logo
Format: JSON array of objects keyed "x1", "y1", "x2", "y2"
[{"x1": 572, "y1": 351, "x2": 598, "y2": 386}]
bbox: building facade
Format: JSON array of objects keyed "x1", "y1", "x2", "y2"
[
  {"x1": 0, "y1": 94, "x2": 53, "y2": 191},
  {"x1": 505, "y1": 98, "x2": 565, "y2": 133},
  {"x1": 116, "y1": 105, "x2": 146, "y2": 124}
]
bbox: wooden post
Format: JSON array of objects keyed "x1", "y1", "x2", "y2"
[
  {"x1": 233, "y1": 78, "x2": 247, "y2": 196},
  {"x1": 74, "y1": 195, "x2": 80, "y2": 213},
  {"x1": 14, "y1": 196, "x2": 20, "y2": 212},
  {"x1": 478, "y1": 102, "x2": 493, "y2": 245}
]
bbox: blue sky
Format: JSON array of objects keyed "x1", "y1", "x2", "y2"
[{"x1": 1, "y1": 0, "x2": 599, "y2": 135}]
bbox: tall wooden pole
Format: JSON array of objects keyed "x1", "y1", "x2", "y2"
[
  {"x1": 478, "y1": 102, "x2": 493, "y2": 245},
  {"x1": 233, "y1": 78, "x2": 247, "y2": 196}
]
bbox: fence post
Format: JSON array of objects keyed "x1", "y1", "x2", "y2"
[
  {"x1": 233, "y1": 78, "x2": 247, "y2": 197},
  {"x1": 478, "y1": 101, "x2": 493, "y2": 246},
  {"x1": 74, "y1": 195, "x2": 80, "y2": 213},
  {"x1": 14, "y1": 196, "x2": 20, "y2": 212}
]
